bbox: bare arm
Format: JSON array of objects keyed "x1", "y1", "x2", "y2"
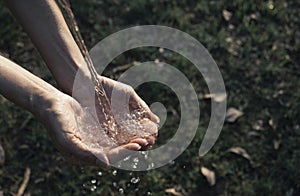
[
  {"x1": 0, "y1": 55, "x2": 146, "y2": 166},
  {"x1": 4, "y1": 0, "x2": 159, "y2": 125},
  {"x1": 4, "y1": 0, "x2": 89, "y2": 94},
  {"x1": 0, "y1": 55, "x2": 57, "y2": 120}
]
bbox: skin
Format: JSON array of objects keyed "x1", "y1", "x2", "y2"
[{"x1": 1, "y1": 0, "x2": 159, "y2": 166}]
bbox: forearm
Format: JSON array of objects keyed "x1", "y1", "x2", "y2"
[
  {"x1": 4, "y1": 0, "x2": 90, "y2": 94},
  {"x1": 0, "y1": 55, "x2": 59, "y2": 120}
]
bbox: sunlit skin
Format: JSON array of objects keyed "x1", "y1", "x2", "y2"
[{"x1": 1, "y1": 0, "x2": 159, "y2": 166}]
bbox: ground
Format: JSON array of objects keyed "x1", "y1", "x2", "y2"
[{"x1": 0, "y1": 0, "x2": 299, "y2": 195}]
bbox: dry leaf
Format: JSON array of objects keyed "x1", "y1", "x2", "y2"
[
  {"x1": 202, "y1": 93, "x2": 213, "y2": 99},
  {"x1": 250, "y1": 13, "x2": 259, "y2": 20},
  {"x1": 214, "y1": 93, "x2": 227, "y2": 102},
  {"x1": 228, "y1": 147, "x2": 252, "y2": 161},
  {"x1": 112, "y1": 64, "x2": 131, "y2": 73},
  {"x1": 112, "y1": 61, "x2": 140, "y2": 73},
  {"x1": 226, "y1": 108, "x2": 243, "y2": 122},
  {"x1": 253, "y1": 119, "x2": 264, "y2": 130},
  {"x1": 222, "y1": 10, "x2": 232, "y2": 21},
  {"x1": 200, "y1": 166, "x2": 216, "y2": 186},
  {"x1": 165, "y1": 188, "x2": 183, "y2": 196},
  {"x1": 202, "y1": 93, "x2": 227, "y2": 102},
  {"x1": 225, "y1": 37, "x2": 233, "y2": 43},
  {"x1": 17, "y1": 167, "x2": 31, "y2": 196},
  {"x1": 268, "y1": 118, "x2": 276, "y2": 129}
]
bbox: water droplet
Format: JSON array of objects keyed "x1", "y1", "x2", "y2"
[
  {"x1": 267, "y1": 1, "x2": 274, "y2": 9},
  {"x1": 113, "y1": 182, "x2": 118, "y2": 188},
  {"x1": 130, "y1": 177, "x2": 140, "y2": 184},
  {"x1": 141, "y1": 151, "x2": 149, "y2": 159},
  {"x1": 97, "y1": 171, "x2": 102, "y2": 176},
  {"x1": 119, "y1": 188, "x2": 124, "y2": 194},
  {"x1": 125, "y1": 113, "x2": 131, "y2": 119},
  {"x1": 123, "y1": 156, "x2": 130, "y2": 161},
  {"x1": 91, "y1": 179, "x2": 96, "y2": 184},
  {"x1": 169, "y1": 160, "x2": 175, "y2": 165},
  {"x1": 133, "y1": 157, "x2": 139, "y2": 163},
  {"x1": 90, "y1": 185, "x2": 97, "y2": 192},
  {"x1": 147, "y1": 191, "x2": 152, "y2": 195},
  {"x1": 112, "y1": 170, "x2": 117, "y2": 176},
  {"x1": 147, "y1": 162, "x2": 155, "y2": 170}
]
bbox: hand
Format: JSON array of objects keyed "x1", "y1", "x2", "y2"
[
  {"x1": 1, "y1": 56, "x2": 151, "y2": 166},
  {"x1": 43, "y1": 91, "x2": 153, "y2": 166},
  {"x1": 100, "y1": 76, "x2": 160, "y2": 145},
  {"x1": 2, "y1": 0, "x2": 159, "y2": 166},
  {"x1": 73, "y1": 75, "x2": 160, "y2": 147}
]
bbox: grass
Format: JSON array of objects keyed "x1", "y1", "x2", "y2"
[{"x1": 0, "y1": 0, "x2": 299, "y2": 195}]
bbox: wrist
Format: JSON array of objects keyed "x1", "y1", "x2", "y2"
[{"x1": 29, "y1": 86, "x2": 62, "y2": 122}]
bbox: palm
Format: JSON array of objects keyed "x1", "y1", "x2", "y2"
[
  {"x1": 72, "y1": 75, "x2": 159, "y2": 146},
  {"x1": 99, "y1": 76, "x2": 159, "y2": 144},
  {"x1": 45, "y1": 93, "x2": 152, "y2": 166}
]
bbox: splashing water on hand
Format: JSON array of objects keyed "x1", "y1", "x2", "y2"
[{"x1": 58, "y1": 0, "x2": 157, "y2": 149}]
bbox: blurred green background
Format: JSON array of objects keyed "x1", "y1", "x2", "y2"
[{"x1": 0, "y1": 0, "x2": 299, "y2": 195}]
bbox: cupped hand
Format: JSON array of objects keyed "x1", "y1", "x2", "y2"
[
  {"x1": 43, "y1": 92, "x2": 153, "y2": 166},
  {"x1": 100, "y1": 76, "x2": 159, "y2": 144},
  {"x1": 73, "y1": 75, "x2": 160, "y2": 147}
]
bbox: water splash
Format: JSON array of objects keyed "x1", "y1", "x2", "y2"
[
  {"x1": 130, "y1": 177, "x2": 140, "y2": 184},
  {"x1": 59, "y1": 0, "x2": 157, "y2": 151},
  {"x1": 112, "y1": 170, "x2": 117, "y2": 176},
  {"x1": 91, "y1": 179, "x2": 96, "y2": 184},
  {"x1": 118, "y1": 188, "x2": 124, "y2": 194},
  {"x1": 90, "y1": 185, "x2": 96, "y2": 192},
  {"x1": 75, "y1": 106, "x2": 154, "y2": 151}
]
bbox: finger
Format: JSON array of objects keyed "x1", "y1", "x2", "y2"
[
  {"x1": 139, "y1": 118, "x2": 159, "y2": 137},
  {"x1": 129, "y1": 94, "x2": 160, "y2": 123},
  {"x1": 143, "y1": 110, "x2": 160, "y2": 124},
  {"x1": 129, "y1": 138, "x2": 149, "y2": 147},
  {"x1": 144, "y1": 135, "x2": 156, "y2": 145},
  {"x1": 108, "y1": 143, "x2": 141, "y2": 164}
]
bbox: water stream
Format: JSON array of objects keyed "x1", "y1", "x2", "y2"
[
  {"x1": 57, "y1": 0, "x2": 155, "y2": 148},
  {"x1": 54, "y1": 2, "x2": 163, "y2": 194}
]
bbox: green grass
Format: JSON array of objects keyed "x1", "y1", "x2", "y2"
[{"x1": 1, "y1": 0, "x2": 299, "y2": 195}]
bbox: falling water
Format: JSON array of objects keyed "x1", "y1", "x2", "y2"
[
  {"x1": 57, "y1": 0, "x2": 155, "y2": 147},
  {"x1": 57, "y1": 1, "x2": 158, "y2": 194},
  {"x1": 57, "y1": 0, "x2": 119, "y2": 135}
]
